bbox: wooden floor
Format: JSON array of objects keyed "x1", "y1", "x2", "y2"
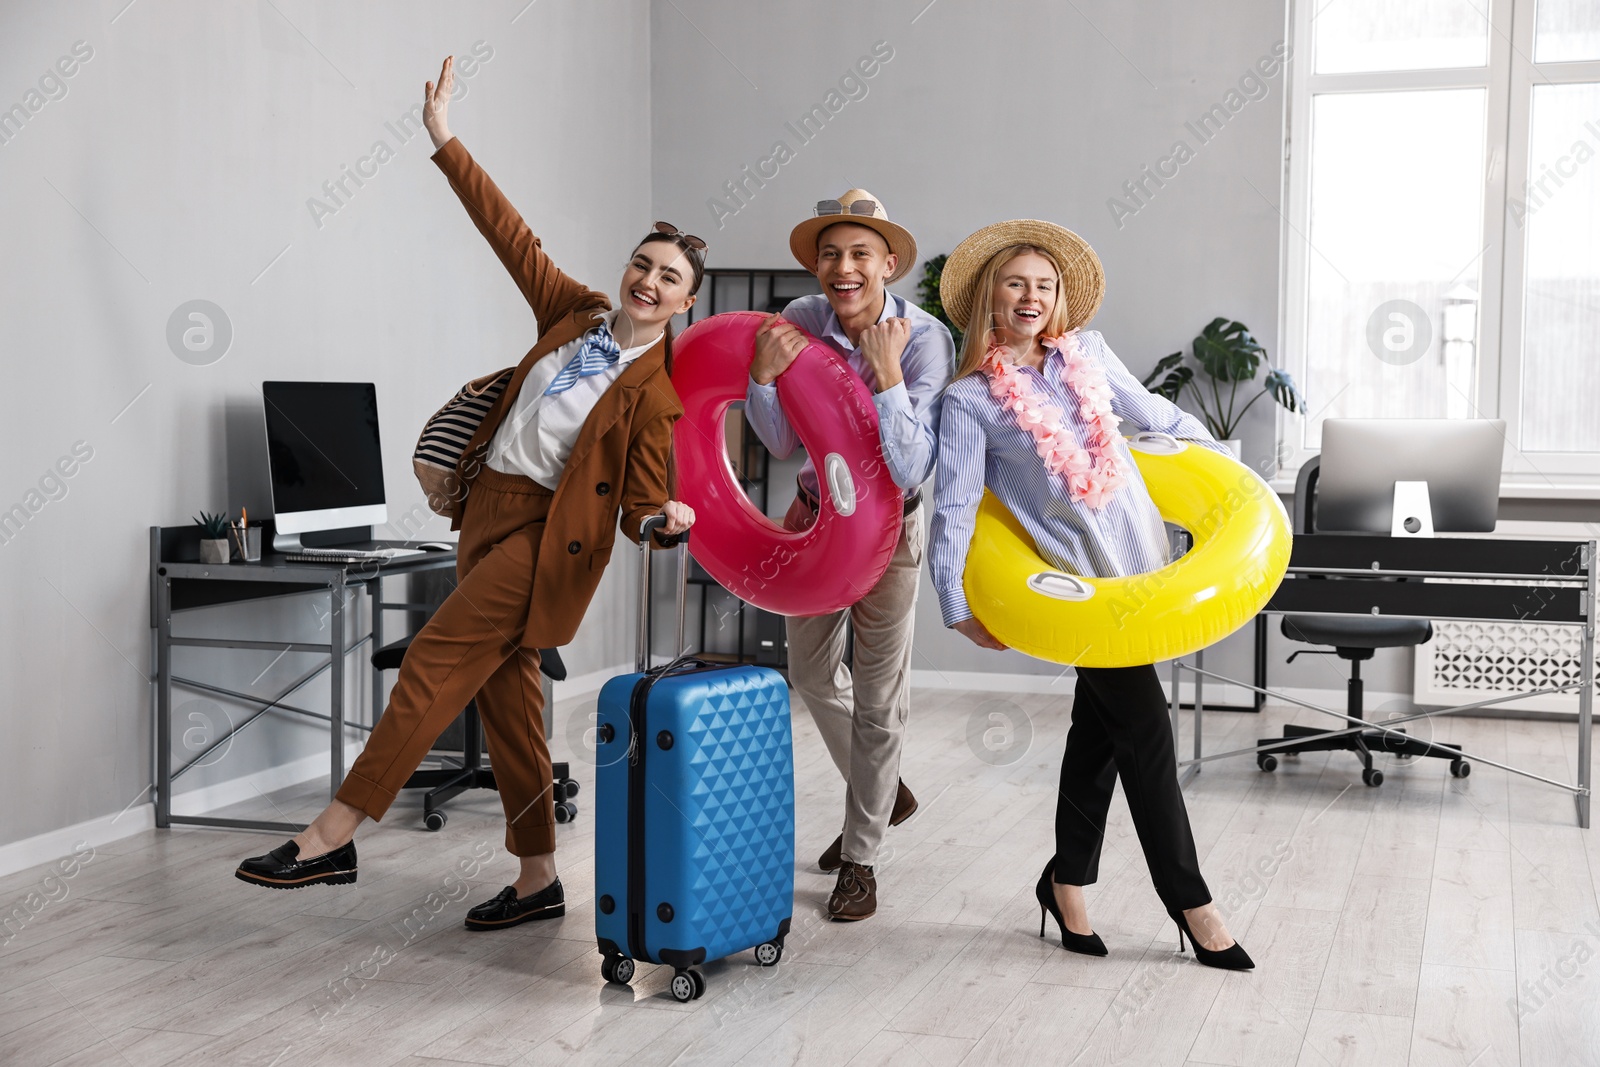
[{"x1": 4, "y1": 686, "x2": 1599, "y2": 1066}]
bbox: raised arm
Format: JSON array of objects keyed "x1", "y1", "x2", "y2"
[{"x1": 423, "y1": 56, "x2": 604, "y2": 328}]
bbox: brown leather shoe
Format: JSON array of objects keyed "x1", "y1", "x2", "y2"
[
  {"x1": 827, "y1": 862, "x2": 877, "y2": 921},
  {"x1": 818, "y1": 780, "x2": 918, "y2": 872},
  {"x1": 891, "y1": 780, "x2": 918, "y2": 825}
]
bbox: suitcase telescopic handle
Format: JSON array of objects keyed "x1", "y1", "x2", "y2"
[{"x1": 637, "y1": 515, "x2": 692, "y2": 673}]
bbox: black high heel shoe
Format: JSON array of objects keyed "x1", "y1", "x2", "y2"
[
  {"x1": 1035, "y1": 860, "x2": 1107, "y2": 957},
  {"x1": 1168, "y1": 908, "x2": 1254, "y2": 970}
]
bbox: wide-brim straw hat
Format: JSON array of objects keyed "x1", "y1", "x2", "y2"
[
  {"x1": 940, "y1": 220, "x2": 1104, "y2": 333},
  {"x1": 790, "y1": 188, "x2": 917, "y2": 283}
]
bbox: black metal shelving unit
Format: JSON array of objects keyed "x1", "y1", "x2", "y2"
[{"x1": 679, "y1": 268, "x2": 820, "y2": 669}]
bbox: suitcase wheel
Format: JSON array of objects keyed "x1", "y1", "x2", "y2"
[
  {"x1": 755, "y1": 941, "x2": 782, "y2": 967},
  {"x1": 670, "y1": 968, "x2": 705, "y2": 1002},
  {"x1": 601, "y1": 954, "x2": 635, "y2": 986}
]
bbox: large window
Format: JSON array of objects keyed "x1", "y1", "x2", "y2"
[{"x1": 1283, "y1": 0, "x2": 1600, "y2": 478}]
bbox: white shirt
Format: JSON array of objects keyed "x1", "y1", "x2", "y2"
[{"x1": 485, "y1": 309, "x2": 660, "y2": 488}]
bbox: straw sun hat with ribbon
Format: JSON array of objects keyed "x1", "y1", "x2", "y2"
[
  {"x1": 790, "y1": 189, "x2": 918, "y2": 283},
  {"x1": 939, "y1": 220, "x2": 1105, "y2": 334}
]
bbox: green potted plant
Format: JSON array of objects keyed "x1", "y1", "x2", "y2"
[
  {"x1": 1141, "y1": 317, "x2": 1304, "y2": 457},
  {"x1": 194, "y1": 511, "x2": 230, "y2": 564},
  {"x1": 917, "y1": 254, "x2": 963, "y2": 352}
]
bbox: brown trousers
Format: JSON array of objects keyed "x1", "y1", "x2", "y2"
[{"x1": 337, "y1": 468, "x2": 559, "y2": 856}]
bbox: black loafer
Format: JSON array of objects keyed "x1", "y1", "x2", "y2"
[
  {"x1": 235, "y1": 839, "x2": 357, "y2": 889},
  {"x1": 464, "y1": 878, "x2": 565, "y2": 930}
]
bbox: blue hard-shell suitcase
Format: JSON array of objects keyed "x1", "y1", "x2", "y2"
[{"x1": 593, "y1": 516, "x2": 794, "y2": 1002}]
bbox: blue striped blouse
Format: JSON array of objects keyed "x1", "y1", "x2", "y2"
[{"x1": 929, "y1": 330, "x2": 1231, "y2": 627}]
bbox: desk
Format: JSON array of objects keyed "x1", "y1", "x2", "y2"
[
  {"x1": 1169, "y1": 533, "x2": 1596, "y2": 827},
  {"x1": 149, "y1": 525, "x2": 458, "y2": 835}
]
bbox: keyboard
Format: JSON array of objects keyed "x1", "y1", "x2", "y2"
[{"x1": 285, "y1": 546, "x2": 423, "y2": 563}]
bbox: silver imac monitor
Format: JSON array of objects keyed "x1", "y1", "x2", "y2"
[
  {"x1": 1316, "y1": 418, "x2": 1504, "y2": 534},
  {"x1": 262, "y1": 381, "x2": 388, "y2": 551}
]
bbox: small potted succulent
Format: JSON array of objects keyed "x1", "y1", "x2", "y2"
[
  {"x1": 194, "y1": 511, "x2": 231, "y2": 563},
  {"x1": 1141, "y1": 317, "x2": 1304, "y2": 457}
]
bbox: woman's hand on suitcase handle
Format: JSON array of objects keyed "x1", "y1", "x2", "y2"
[{"x1": 660, "y1": 499, "x2": 695, "y2": 536}]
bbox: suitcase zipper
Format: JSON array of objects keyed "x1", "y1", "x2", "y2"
[{"x1": 626, "y1": 673, "x2": 653, "y2": 963}]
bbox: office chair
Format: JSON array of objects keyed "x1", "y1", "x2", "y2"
[
  {"x1": 1258, "y1": 457, "x2": 1470, "y2": 787},
  {"x1": 372, "y1": 637, "x2": 581, "y2": 829}
]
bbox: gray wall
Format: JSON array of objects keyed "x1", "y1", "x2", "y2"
[
  {"x1": 3, "y1": 0, "x2": 1430, "y2": 855},
  {"x1": 648, "y1": 0, "x2": 1399, "y2": 696},
  {"x1": 0, "y1": 0, "x2": 651, "y2": 850}
]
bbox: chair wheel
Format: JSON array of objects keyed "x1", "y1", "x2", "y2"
[
  {"x1": 424, "y1": 809, "x2": 446, "y2": 831},
  {"x1": 1257, "y1": 753, "x2": 1278, "y2": 772},
  {"x1": 554, "y1": 802, "x2": 573, "y2": 824},
  {"x1": 1451, "y1": 759, "x2": 1471, "y2": 778},
  {"x1": 755, "y1": 940, "x2": 782, "y2": 966},
  {"x1": 601, "y1": 954, "x2": 634, "y2": 985},
  {"x1": 1362, "y1": 768, "x2": 1383, "y2": 787},
  {"x1": 562, "y1": 780, "x2": 581, "y2": 800}
]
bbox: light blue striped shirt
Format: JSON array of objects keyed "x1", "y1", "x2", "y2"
[
  {"x1": 930, "y1": 330, "x2": 1231, "y2": 627},
  {"x1": 745, "y1": 292, "x2": 955, "y2": 496}
]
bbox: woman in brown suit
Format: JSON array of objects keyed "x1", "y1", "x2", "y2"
[{"x1": 237, "y1": 57, "x2": 701, "y2": 930}]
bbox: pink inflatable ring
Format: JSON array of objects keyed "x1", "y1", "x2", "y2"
[{"x1": 671, "y1": 311, "x2": 903, "y2": 616}]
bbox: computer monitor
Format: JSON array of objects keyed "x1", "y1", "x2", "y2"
[
  {"x1": 262, "y1": 381, "x2": 388, "y2": 551},
  {"x1": 1316, "y1": 418, "x2": 1504, "y2": 534}
]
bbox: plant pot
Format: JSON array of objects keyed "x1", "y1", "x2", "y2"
[
  {"x1": 1221, "y1": 439, "x2": 1243, "y2": 460},
  {"x1": 199, "y1": 538, "x2": 230, "y2": 564}
]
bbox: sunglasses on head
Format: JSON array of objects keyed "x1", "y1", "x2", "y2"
[
  {"x1": 652, "y1": 220, "x2": 706, "y2": 251},
  {"x1": 815, "y1": 198, "x2": 880, "y2": 218}
]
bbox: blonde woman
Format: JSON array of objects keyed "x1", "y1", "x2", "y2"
[{"x1": 929, "y1": 221, "x2": 1252, "y2": 969}]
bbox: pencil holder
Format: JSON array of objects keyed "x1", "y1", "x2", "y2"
[{"x1": 231, "y1": 525, "x2": 262, "y2": 562}]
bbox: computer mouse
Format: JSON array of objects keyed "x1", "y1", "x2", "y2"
[{"x1": 418, "y1": 541, "x2": 456, "y2": 552}]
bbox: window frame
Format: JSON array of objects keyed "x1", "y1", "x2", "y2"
[{"x1": 1280, "y1": 0, "x2": 1600, "y2": 482}]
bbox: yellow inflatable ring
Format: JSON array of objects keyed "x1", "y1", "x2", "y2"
[{"x1": 964, "y1": 433, "x2": 1291, "y2": 667}]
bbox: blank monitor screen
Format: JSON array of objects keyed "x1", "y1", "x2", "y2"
[
  {"x1": 1317, "y1": 418, "x2": 1504, "y2": 533},
  {"x1": 262, "y1": 381, "x2": 386, "y2": 518}
]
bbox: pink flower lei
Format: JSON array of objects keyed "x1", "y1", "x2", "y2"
[{"x1": 981, "y1": 329, "x2": 1127, "y2": 508}]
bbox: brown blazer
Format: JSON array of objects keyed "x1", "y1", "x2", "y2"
[{"x1": 431, "y1": 137, "x2": 683, "y2": 648}]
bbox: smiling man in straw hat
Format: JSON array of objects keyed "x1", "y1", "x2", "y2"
[{"x1": 744, "y1": 190, "x2": 955, "y2": 922}]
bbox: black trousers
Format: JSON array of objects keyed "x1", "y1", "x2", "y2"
[{"x1": 1052, "y1": 664, "x2": 1211, "y2": 912}]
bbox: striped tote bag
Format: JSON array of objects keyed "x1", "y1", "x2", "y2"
[{"x1": 413, "y1": 368, "x2": 513, "y2": 516}]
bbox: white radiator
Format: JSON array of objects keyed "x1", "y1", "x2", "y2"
[{"x1": 1414, "y1": 618, "x2": 1593, "y2": 715}]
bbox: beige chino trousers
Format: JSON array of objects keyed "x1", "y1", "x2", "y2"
[{"x1": 784, "y1": 497, "x2": 925, "y2": 866}]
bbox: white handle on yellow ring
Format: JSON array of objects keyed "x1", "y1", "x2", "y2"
[
  {"x1": 1128, "y1": 431, "x2": 1186, "y2": 455},
  {"x1": 1027, "y1": 571, "x2": 1096, "y2": 601}
]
